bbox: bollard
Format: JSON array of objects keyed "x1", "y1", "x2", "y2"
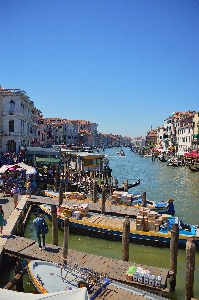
[
  {"x1": 92, "y1": 180, "x2": 97, "y2": 203},
  {"x1": 169, "y1": 223, "x2": 179, "y2": 291},
  {"x1": 63, "y1": 217, "x2": 69, "y2": 264},
  {"x1": 122, "y1": 216, "x2": 130, "y2": 261},
  {"x1": 101, "y1": 187, "x2": 106, "y2": 214},
  {"x1": 185, "y1": 239, "x2": 196, "y2": 300},
  {"x1": 142, "y1": 191, "x2": 146, "y2": 207},
  {"x1": 51, "y1": 204, "x2": 58, "y2": 246},
  {"x1": 59, "y1": 183, "x2": 63, "y2": 206}
]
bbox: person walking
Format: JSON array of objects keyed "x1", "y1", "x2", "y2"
[
  {"x1": 26, "y1": 179, "x2": 32, "y2": 198},
  {"x1": 0, "y1": 205, "x2": 4, "y2": 236},
  {"x1": 33, "y1": 213, "x2": 48, "y2": 250},
  {"x1": 11, "y1": 184, "x2": 20, "y2": 209}
]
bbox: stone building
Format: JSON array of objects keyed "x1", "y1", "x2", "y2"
[{"x1": 0, "y1": 87, "x2": 34, "y2": 153}]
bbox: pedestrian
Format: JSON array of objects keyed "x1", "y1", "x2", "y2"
[
  {"x1": 33, "y1": 213, "x2": 48, "y2": 250},
  {"x1": 11, "y1": 184, "x2": 20, "y2": 209},
  {"x1": 0, "y1": 205, "x2": 4, "y2": 236},
  {"x1": 26, "y1": 179, "x2": 31, "y2": 198}
]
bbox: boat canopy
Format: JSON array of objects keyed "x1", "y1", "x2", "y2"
[{"x1": 0, "y1": 288, "x2": 89, "y2": 300}]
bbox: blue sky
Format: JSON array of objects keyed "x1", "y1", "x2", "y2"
[{"x1": 1, "y1": 0, "x2": 199, "y2": 138}]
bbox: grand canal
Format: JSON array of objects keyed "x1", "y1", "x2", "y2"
[{"x1": 24, "y1": 148, "x2": 199, "y2": 299}]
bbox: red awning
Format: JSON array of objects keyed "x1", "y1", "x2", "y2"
[{"x1": 184, "y1": 152, "x2": 199, "y2": 158}]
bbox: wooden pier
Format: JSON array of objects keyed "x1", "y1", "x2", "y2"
[
  {"x1": 3, "y1": 235, "x2": 169, "y2": 298},
  {"x1": 28, "y1": 194, "x2": 140, "y2": 218},
  {"x1": 0, "y1": 194, "x2": 170, "y2": 299}
]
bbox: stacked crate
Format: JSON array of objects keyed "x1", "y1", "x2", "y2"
[{"x1": 136, "y1": 208, "x2": 165, "y2": 232}]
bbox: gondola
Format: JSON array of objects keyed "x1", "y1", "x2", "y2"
[
  {"x1": 189, "y1": 165, "x2": 199, "y2": 172},
  {"x1": 117, "y1": 179, "x2": 140, "y2": 191}
]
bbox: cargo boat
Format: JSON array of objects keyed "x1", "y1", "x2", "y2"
[
  {"x1": 43, "y1": 190, "x2": 175, "y2": 215},
  {"x1": 39, "y1": 204, "x2": 199, "y2": 250}
]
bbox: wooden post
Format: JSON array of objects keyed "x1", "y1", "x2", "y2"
[
  {"x1": 93, "y1": 180, "x2": 97, "y2": 203},
  {"x1": 169, "y1": 223, "x2": 179, "y2": 291},
  {"x1": 63, "y1": 217, "x2": 69, "y2": 264},
  {"x1": 4, "y1": 266, "x2": 27, "y2": 291},
  {"x1": 185, "y1": 239, "x2": 196, "y2": 300},
  {"x1": 122, "y1": 216, "x2": 130, "y2": 261},
  {"x1": 124, "y1": 180, "x2": 128, "y2": 192},
  {"x1": 101, "y1": 187, "x2": 106, "y2": 214},
  {"x1": 142, "y1": 191, "x2": 146, "y2": 207},
  {"x1": 51, "y1": 204, "x2": 58, "y2": 246},
  {"x1": 14, "y1": 261, "x2": 24, "y2": 292},
  {"x1": 59, "y1": 183, "x2": 63, "y2": 206}
]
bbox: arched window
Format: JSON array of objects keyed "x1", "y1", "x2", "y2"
[
  {"x1": 10, "y1": 100, "x2": 15, "y2": 115},
  {"x1": 9, "y1": 120, "x2": 14, "y2": 132}
]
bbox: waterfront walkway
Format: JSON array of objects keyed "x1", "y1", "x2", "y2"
[{"x1": 0, "y1": 193, "x2": 169, "y2": 299}]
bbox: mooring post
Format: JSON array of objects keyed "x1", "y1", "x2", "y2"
[
  {"x1": 51, "y1": 204, "x2": 58, "y2": 246},
  {"x1": 185, "y1": 239, "x2": 196, "y2": 300},
  {"x1": 59, "y1": 183, "x2": 63, "y2": 206},
  {"x1": 122, "y1": 216, "x2": 130, "y2": 261},
  {"x1": 63, "y1": 217, "x2": 69, "y2": 264},
  {"x1": 93, "y1": 180, "x2": 97, "y2": 203},
  {"x1": 124, "y1": 180, "x2": 128, "y2": 192},
  {"x1": 142, "y1": 191, "x2": 146, "y2": 207},
  {"x1": 169, "y1": 223, "x2": 179, "y2": 291},
  {"x1": 15, "y1": 261, "x2": 24, "y2": 292},
  {"x1": 101, "y1": 187, "x2": 106, "y2": 214}
]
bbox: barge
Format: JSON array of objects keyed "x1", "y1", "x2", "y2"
[{"x1": 40, "y1": 204, "x2": 199, "y2": 250}]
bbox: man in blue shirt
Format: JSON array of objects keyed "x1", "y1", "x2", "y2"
[{"x1": 33, "y1": 213, "x2": 47, "y2": 250}]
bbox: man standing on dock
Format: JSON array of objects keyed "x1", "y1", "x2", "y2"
[{"x1": 33, "y1": 213, "x2": 48, "y2": 250}]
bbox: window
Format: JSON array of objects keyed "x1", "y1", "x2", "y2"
[
  {"x1": 9, "y1": 120, "x2": 14, "y2": 132},
  {"x1": 10, "y1": 100, "x2": 15, "y2": 115}
]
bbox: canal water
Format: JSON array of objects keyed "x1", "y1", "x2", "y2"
[{"x1": 2, "y1": 147, "x2": 199, "y2": 299}]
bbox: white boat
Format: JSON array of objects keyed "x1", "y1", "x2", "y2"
[{"x1": 28, "y1": 260, "x2": 110, "y2": 299}]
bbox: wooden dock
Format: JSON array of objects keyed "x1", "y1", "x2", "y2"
[
  {"x1": 28, "y1": 195, "x2": 140, "y2": 218},
  {"x1": 3, "y1": 235, "x2": 169, "y2": 298}
]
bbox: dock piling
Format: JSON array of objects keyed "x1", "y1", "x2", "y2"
[
  {"x1": 122, "y1": 216, "x2": 130, "y2": 261},
  {"x1": 63, "y1": 217, "x2": 69, "y2": 264},
  {"x1": 93, "y1": 180, "x2": 97, "y2": 203},
  {"x1": 101, "y1": 187, "x2": 106, "y2": 214},
  {"x1": 142, "y1": 191, "x2": 146, "y2": 207},
  {"x1": 51, "y1": 204, "x2": 58, "y2": 246},
  {"x1": 169, "y1": 223, "x2": 179, "y2": 291},
  {"x1": 59, "y1": 183, "x2": 63, "y2": 206},
  {"x1": 124, "y1": 180, "x2": 128, "y2": 192},
  {"x1": 185, "y1": 239, "x2": 196, "y2": 300}
]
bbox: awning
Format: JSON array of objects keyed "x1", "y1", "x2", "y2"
[
  {"x1": 184, "y1": 152, "x2": 199, "y2": 158},
  {"x1": 36, "y1": 157, "x2": 60, "y2": 164}
]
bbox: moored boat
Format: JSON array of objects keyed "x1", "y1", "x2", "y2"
[
  {"x1": 188, "y1": 165, "x2": 199, "y2": 172},
  {"x1": 39, "y1": 204, "x2": 199, "y2": 249},
  {"x1": 111, "y1": 191, "x2": 175, "y2": 214},
  {"x1": 27, "y1": 260, "x2": 110, "y2": 299}
]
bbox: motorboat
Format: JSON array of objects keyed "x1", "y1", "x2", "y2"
[{"x1": 28, "y1": 260, "x2": 110, "y2": 299}]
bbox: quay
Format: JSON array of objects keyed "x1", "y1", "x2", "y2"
[{"x1": 0, "y1": 194, "x2": 170, "y2": 299}]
